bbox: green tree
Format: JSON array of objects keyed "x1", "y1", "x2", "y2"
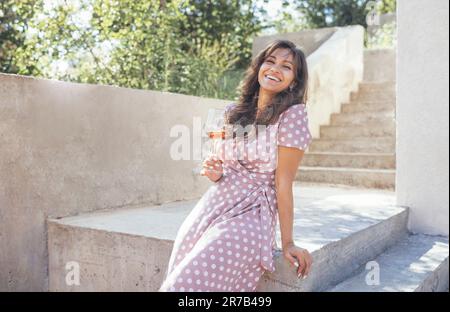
[
  {"x1": 0, "y1": 0, "x2": 40, "y2": 73},
  {"x1": 291, "y1": 0, "x2": 395, "y2": 29},
  {"x1": 294, "y1": 0, "x2": 372, "y2": 28},
  {"x1": 377, "y1": 0, "x2": 396, "y2": 14},
  {"x1": 177, "y1": 0, "x2": 266, "y2": 69},
  {"x1": 11, "y1": 0, "x2": 259, "y2": 100}
]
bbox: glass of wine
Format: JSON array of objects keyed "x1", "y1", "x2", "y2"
[{"x1": 193, "y1": 107, "x2": 226, "y2": 175}]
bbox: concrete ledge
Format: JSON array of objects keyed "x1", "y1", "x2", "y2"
[
  {"x1": 258, "y1": 209, "x2": 408, "y2": 291},
  {"x1": 0, "y1": 72, "x2": 227, "y2": 291},
  {"x1": 415, "y1": 256, "x2": 449, "y2": 292},
  {"x1": 47, "y1": 183, "x2": 405, "y2": 291}
]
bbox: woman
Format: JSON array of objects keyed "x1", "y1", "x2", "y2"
[{"x1": 159, "y1": 39, "x2": 313, "y2": 292}]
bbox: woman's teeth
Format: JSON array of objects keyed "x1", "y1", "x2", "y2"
[{"x1": 265, "y1": 75, "x2": 281, "y2": 82}]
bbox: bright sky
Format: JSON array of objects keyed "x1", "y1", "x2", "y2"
[
  {"x1": 259, "y1": 0, "x2": 285, "y2": 18},
  {"x1": 255, "y1": 0, "x2": 306, "y2": 35}
]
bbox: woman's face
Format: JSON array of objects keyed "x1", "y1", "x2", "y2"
[{"x1": 258, "y1": 48, "x2": 296, "y2": 95}]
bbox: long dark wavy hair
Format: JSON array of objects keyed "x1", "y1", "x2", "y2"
[{"x1": 226, "y1": 39, "x2": 309, "y2": 129}]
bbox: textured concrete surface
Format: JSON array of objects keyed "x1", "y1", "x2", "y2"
[
  {"x1": 364, "y1": 49, "x2": 396, "y2": 82},
  {"x1": 306, "y1": 26, "x2": 365, "y2": 139},
  {"x1": 303, "y1": 152, "x2": 396, "y2": 170},
  {"x1": 330, "y1": 111, "x2": 395, "y2": 126},
  {"x1": 397, "y1": 0, "x2": 449, "y2": 236},
  {"x1": 0, "y1": 73, "x2": 227, "y2": 291},
  {"x1": 328, "y1": 234, "x2": 449, "y2": 292},
  {"x1": 47, "y1": 182, "x2": 407, "y2": 291},
  {"x1": 298, "y1": 167, "x2": 395, "y2": 190},
  {"x1": 308, "y1": 138, "x2": 396, "y2": 153},
  {"x1": 341, "y1": 100, "x2": 395, "y2": 113}
]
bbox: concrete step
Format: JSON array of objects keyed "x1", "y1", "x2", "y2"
[
  {"x1": 330, "y1": 111, "x2": 396, "y2": 126},
  {"x1": 259, "y1": 183, "x2": 407, "y2": 291},
  {"x1": 341, "y1": 101, "x2": 395, "y2": 113},
  {"x1": 296, "y1": 166, "x2": 395, "y2": 190},
  {"x1": 328, "y1": 234, "x2": 449, "y2": 292},
  {"x1": 352, "y1": 86, "x2": 396, "y2": 96},
  {"x1": 358, "y1": 81, "x2": 396, "y2": 92},
  {"x1": 351, "y1": 90, "x2": 396, "y2": 102},
  {"x1": 320, "y1": 123, "x2": 395, "y2": 139},
  {"x1": 302, "y1": 152, "x2": 396, "y2": 170},
  {"x1": 47, "y1": 183, "x2": 408, "y2": 292},
  {"x1": 309, "y1": 138, "x2": 395, "y2": 153}
]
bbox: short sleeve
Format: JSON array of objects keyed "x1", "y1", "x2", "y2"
[
  {"x1": 277, "y1": 104, "x2": 313, "y2": 151},
  {"x1": 225, "y1": 102, "x2": 236, "y2": 112},
  {"x1": 223, "y1": 102, "x2": 237, "y2": 123}
]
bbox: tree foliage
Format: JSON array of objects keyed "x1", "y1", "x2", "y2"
[
  {"x1": 292, "y1": 0, "x2": 396, "y2": 29},
  {"x1": 1, "y1": 0, "x2": 397, "y2": 100},
  {"x1": 4, "y1": 0, "x2": 263, "y2": 100},
  {"x1": 0, "y1": 0, "x2": 40, "y2": 73}
]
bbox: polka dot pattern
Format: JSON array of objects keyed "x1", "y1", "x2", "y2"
[
  {"x1": 277, "y1": 104, "x2": 312, "y2": 151},
  {"x1": 159, "y1": 103, "x2": 312, "y2": 292}
]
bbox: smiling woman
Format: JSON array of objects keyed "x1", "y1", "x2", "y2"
[
  {"x1": 159, "y1": 39, "x2": 313, "y2": 292},
  {"x1": 227, "y1": 39, "x2": 309, "y2": 128}
]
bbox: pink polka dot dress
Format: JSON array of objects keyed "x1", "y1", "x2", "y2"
[{"x1": 159, "y1": 103, "x2": 313, "y2": 292}]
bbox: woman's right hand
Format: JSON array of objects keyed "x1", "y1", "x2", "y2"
[{"x1": 200, "y1": 154, "x2": 223, "y2": 182}]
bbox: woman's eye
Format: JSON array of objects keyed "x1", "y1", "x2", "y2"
[{"x1": 266, "y1": 60, "x2": 291, "y2": 70}]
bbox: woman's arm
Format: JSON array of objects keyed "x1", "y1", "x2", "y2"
[
  {"x1": 275, "y1": 146, "x2": 303, "y2": 249},
  {"x1": 275, "y1": 145, "x2": 312, "y2": 278}
]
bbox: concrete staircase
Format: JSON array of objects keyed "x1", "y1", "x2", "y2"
[
  {"x1": 47, "y1": 182, "x2": 449, "y2": 292},
  {"x1": 327, "y1": 233, "x2": 449, "y2": 292},
  {"x1": 298, "y1": 49, "x2": 397, "y2": 190},
  {"x1": 299, "y1": 83, "x2": 396, "y2": 190}
]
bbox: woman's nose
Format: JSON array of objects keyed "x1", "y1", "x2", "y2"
[{"x1": 268, "y1": 67, "x2": 281, "y2": 74}]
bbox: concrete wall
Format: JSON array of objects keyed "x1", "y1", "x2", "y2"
[
  {"x1": 396, "y1": 0, "x2": 449, "y2": 236},
  {"x1": 252, "y1": 27, "x2": 338, "y2": 58},
  {"x1": 0, "y1": 73, "x2": 227, "y2": 291},
  {"x1": 364, "y1": 49, "x2": 396, "y2": 82},
  {"x1": 306, "y1": 25, "x2": 365, "y2": 138}
]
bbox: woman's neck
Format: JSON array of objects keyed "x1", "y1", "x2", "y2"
[{"x1": 257, "y1": 90, "x2": 274, "y2": 111}]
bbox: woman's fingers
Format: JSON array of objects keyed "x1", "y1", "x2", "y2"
[
  {"x1": 299, "y1": 251, "x2": 312, "y2": 278},
  {"x1": 203, "y1": 159, "x2": 221, "y2": 167},
  {"x1": 304, "y1": 253, "x2": 313, "y2": 277},
  {"x1": 296, "y1": 254, "x2": 307, "y2": 277},
  {"x1": 203, "y1": 159, "x2": 223, "y2": 174},
  {"x1": 202, "y1": 164, "x2": 222, "y2": 174},
  {"x1": 284, "y1": 252, "x2": 298, "y2": 268}
]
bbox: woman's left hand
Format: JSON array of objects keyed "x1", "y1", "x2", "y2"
[{"x1": 283, "y1": 242, "x2": 313, "y2": 279}]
